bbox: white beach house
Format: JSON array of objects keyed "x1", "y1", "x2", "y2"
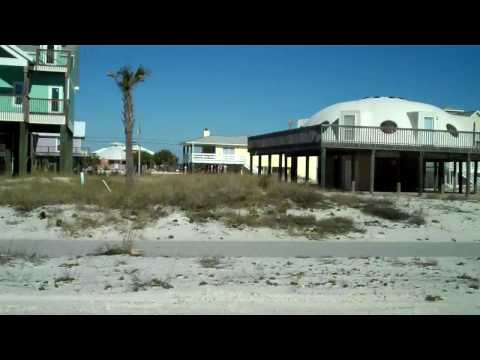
[
  {"x1": 182, "y1": 129, "x2": 249, "y2": 173},
  {"x1": 249, "y1": 96, "x2": 480, "y2": 194},
  {"x1": 93, "y1": 142, "x2": 154, "y2": 173}
]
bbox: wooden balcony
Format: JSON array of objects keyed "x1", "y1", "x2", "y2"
[
  {"x1": 28, "y1": 98, "x2": 67, "y2": 125},
  {"x1": 0, "y1": 94, "x2": 24, "y2": 122},
  {"x1": 248, "y1": 124, "x2": 480, "y2": 155},
  {"x1": 0, "y1": 96, "x2": 68, "y2": 125},
  {"x1": 32, "y1": 49, "x2": 72, "y2": 73},
  {"x1": 35, "y1": 146, "x2": 89, "y2": 157},
  {"x1": 187, "y1": 153, "x2": 247, "y2": 165}
]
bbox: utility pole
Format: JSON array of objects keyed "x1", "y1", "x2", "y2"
[{"x1": 137, "y1": 119, "x2": 142, "y2": 175}]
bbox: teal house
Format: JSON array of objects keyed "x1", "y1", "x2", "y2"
[{"x1": 0, "y1": 45, "x2": 80, "y2": 176}]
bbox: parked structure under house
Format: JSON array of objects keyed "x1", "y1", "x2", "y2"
[
  {"x1": 248, "y1": 97, "x2": 480, "y2": 195},
  {"x1": 0, "y1": 45, "x2": 80, "y2": 176},
  {"x1": 33, "y1": 121, "x2": 88, "y2": 173}
]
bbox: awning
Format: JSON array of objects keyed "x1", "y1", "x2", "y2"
[{"x1": 0, "y1": 78, "x2": 12, "y2": 89}]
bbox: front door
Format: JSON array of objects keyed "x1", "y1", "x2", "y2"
[
  {"x1": 46, "y1": 45, "x2": 55, "y2": 64},
  {"x1": 343, "y1": 114, "x2": 355, "y2": 141},
  {"x1": 50, "y1": 87, "x2": 62, "y2": 113},
  {"x1": 424, "y1": 116, "x2": 434, "y2": 144}
]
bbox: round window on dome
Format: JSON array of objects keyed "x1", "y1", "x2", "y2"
[
  {"x1": 446, "y1": 124, "x2": 459, "y2": 138},
  {"x1": 380, "y1": 120, "x2": 397, "y2": 134}
]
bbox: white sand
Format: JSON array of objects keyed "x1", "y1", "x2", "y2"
[
  {"x1": 0, "y1": 255, "x2": 478, "y2": 314},
  {"x1": 1, "y1": 193, "x2": 479, "y2": 243}
]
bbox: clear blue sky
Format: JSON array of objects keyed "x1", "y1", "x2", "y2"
[{"x1": 77, "y1": 45, "x2": 480, "y2": 156}]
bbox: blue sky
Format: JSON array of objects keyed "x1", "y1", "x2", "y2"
[{"x1": 77, "y1": 45, "x2": 480, "y2": 156}]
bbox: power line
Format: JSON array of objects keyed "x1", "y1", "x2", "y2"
[
  {"x1": 86, "y1": 137, "x2": 184, "y2": 143},
  {"x1": 85, "y1": 140, "x2": 182, "y2": 146}
]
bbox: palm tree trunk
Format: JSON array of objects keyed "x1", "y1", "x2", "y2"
[{"x1": 123, "y1": 91, "x2": 134, "y2": 186}]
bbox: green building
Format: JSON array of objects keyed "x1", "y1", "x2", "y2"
[{"x1": 0, "y1": 45, "x2": 80, "y2": 176}]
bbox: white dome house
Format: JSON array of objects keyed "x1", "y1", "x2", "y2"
[
  {"x1": 249, "y1": 97, "x2": 480, "y2": 194},
  {"x1": 305, "y1": 96, "x2": 478, "y2": 132}
]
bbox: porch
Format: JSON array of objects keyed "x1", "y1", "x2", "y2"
[
  {"x1": 0, "y1": 95, "x2": 68, "y2": 125},
  {"x1": 187, "y1": 153, "x2": 247, "y2": 165},
  {"x1": 248, "y1": 124, "x2": 480, "y2": 196},
  {"x1": 31, "y1": 49, "x2": 72, "y2": 73}
]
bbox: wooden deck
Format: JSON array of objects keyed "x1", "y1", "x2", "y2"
[{"x1": 248, "y1": 124, "x2": 480, "y2": 155}]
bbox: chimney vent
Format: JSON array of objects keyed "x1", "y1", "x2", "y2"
[{"x1": 203, "y1": 128, "x2": 210, "y2": 137}]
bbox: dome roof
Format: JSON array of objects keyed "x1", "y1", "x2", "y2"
[
  {"x1": 94, "y1": 142, "x2": 155, "y2": 161},
  {"x1": 304, "y1": 97, "x2": 477, "y2": 132}
]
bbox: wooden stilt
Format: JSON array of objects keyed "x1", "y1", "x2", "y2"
[
  {"x1": 369, "y1": 150, "x2": 375, "y2": 194},
  {"x1": 459, "y1": 161, "x2": 463, "y2": 194},
  {"x1": 321, "y1": 147, "x2": 326, "y2": 189},
  {"x1": 466, "y1": 154, "x2": 471, "y2": 197},
  {"x1": 351, "y1": 153, "x2": 356, "y2": 192},
  {"x1": 278, "y1": 154, "x2": 283, "y2": 181},
  {"x1": 305, "y1": 156, "x2": 309, "y2": 184},
  {"x1": 474, "y1": 161, "x2": 478, "y2": 194},
  {"x1": 267, "y1": 154, "x2": 271, "y2": 176},
  {"x1": 418, "y1": 152, "x2": 424, "y2": 196}
]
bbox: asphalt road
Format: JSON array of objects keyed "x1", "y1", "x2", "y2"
[{"x1": 1, "y1": 239, "x2": 480, "y2": 258}]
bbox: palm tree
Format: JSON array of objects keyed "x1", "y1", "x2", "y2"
[{"x1": 108, "y1": 66, "x2": 150, "y2": 186}]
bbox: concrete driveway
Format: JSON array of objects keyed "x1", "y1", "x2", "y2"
[{"x1": 1, "y1": 239, "x2": 480, "y2": 258}]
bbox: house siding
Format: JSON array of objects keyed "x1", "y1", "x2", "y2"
[{"x1": 0, "y1": 66, "x2": 23, "y2": 115}]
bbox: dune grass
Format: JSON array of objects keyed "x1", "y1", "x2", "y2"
[
  {"x1": 0, "y1": 174, "x2": 425, "y2": 236},
  {"x1": 0, "y1": 174, "x2": 329, "y2": 213}
]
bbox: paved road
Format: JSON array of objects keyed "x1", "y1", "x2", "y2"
[{"x1": 1, "y1": 239, "x2": 480, "y2": 258}]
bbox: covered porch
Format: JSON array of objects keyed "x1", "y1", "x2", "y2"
[{"x1": 248, "y1": 124, "x2": 480, "y2": 197}]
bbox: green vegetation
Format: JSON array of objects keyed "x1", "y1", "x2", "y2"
[
  {"x1": 108, "y1": 65, "x2": 150, "y2": 186},
  {"x1": 0, "y1": 174, "x2": 329, "y2": 213},
  {"x1": 221, "y1": 209, "x2": 363, "y2": 239},
  {"x1": 0, "y1": 174, "x2": 427, "y2": 238}
]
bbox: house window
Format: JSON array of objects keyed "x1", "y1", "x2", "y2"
[
  {"x1": 380, "y1": 120, "x2": 398, "y2": 134},
  {"x1": 223, "y1": 147, "x2": 235, "y2": 155},
  {"x1": 194, "y1": 145, "x2": 215, "y2": 154},
  {"x1": 446, "y1": 124, "x2": 459, "y2": 138},
  {"x1": 13, "y1": 83, "x2": 23, "y2": 106}
]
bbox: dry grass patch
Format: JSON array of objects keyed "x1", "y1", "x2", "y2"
[
  {"x1": 0, "y1": 174, "x2": 330, "y2": 215},
  {"x1": 54, "y1": 276, "x2": 75, "y2": 287},
  {"x1": 94, "y1": 232, "x2": 137, "y2": 256},
  {"x1": 222, "y1": 209, "x2": 363, "y2": 239},
  {"x1": 0, "y1": 174, "x2": 426, "y2": 232},
  {"x1": 328, "y1": 193, "x2": 426, "y2": 225},
  {"x1": 199, "y1": 256, "x2": 223, "y2": 269},
  {"x1": 412, "y1": 259, "x2": 438, "y2": 267},
  {"x1": 130, "y1": 274, "x2": 174, "y2": 292},
  {"x1": 0, "y1": 252, "x2": 44, "y2": 266}
]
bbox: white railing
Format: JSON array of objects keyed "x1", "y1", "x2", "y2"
[{"x1": 189, "y1": 153, "x2": 246, "y2": 165}]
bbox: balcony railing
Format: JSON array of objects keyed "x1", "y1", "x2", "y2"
[
  {"x1": 35, "y1": 146, "x2": 90, "y2": 156},
  {"x1": 320, "y1": 125, "x2": 479, "y2": 152},
  {"x1": 0, "y1": 94, "x2": 24, "y2": 121},
  {"x1": 248, "y1": 124, "x2": 480, "y2": 153},
  {"x1": 34, "y1": 49, "x2": 71, "y2": 69},
  {"x1": 187, "y1": 153, "x2": 247, "y2": 164},
  {"x1": 1, "y1": 96, "x2": 68, "y2": 123},
  {"x1": 29, "y1": 98, "x2": 66, "y2": 115}
]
